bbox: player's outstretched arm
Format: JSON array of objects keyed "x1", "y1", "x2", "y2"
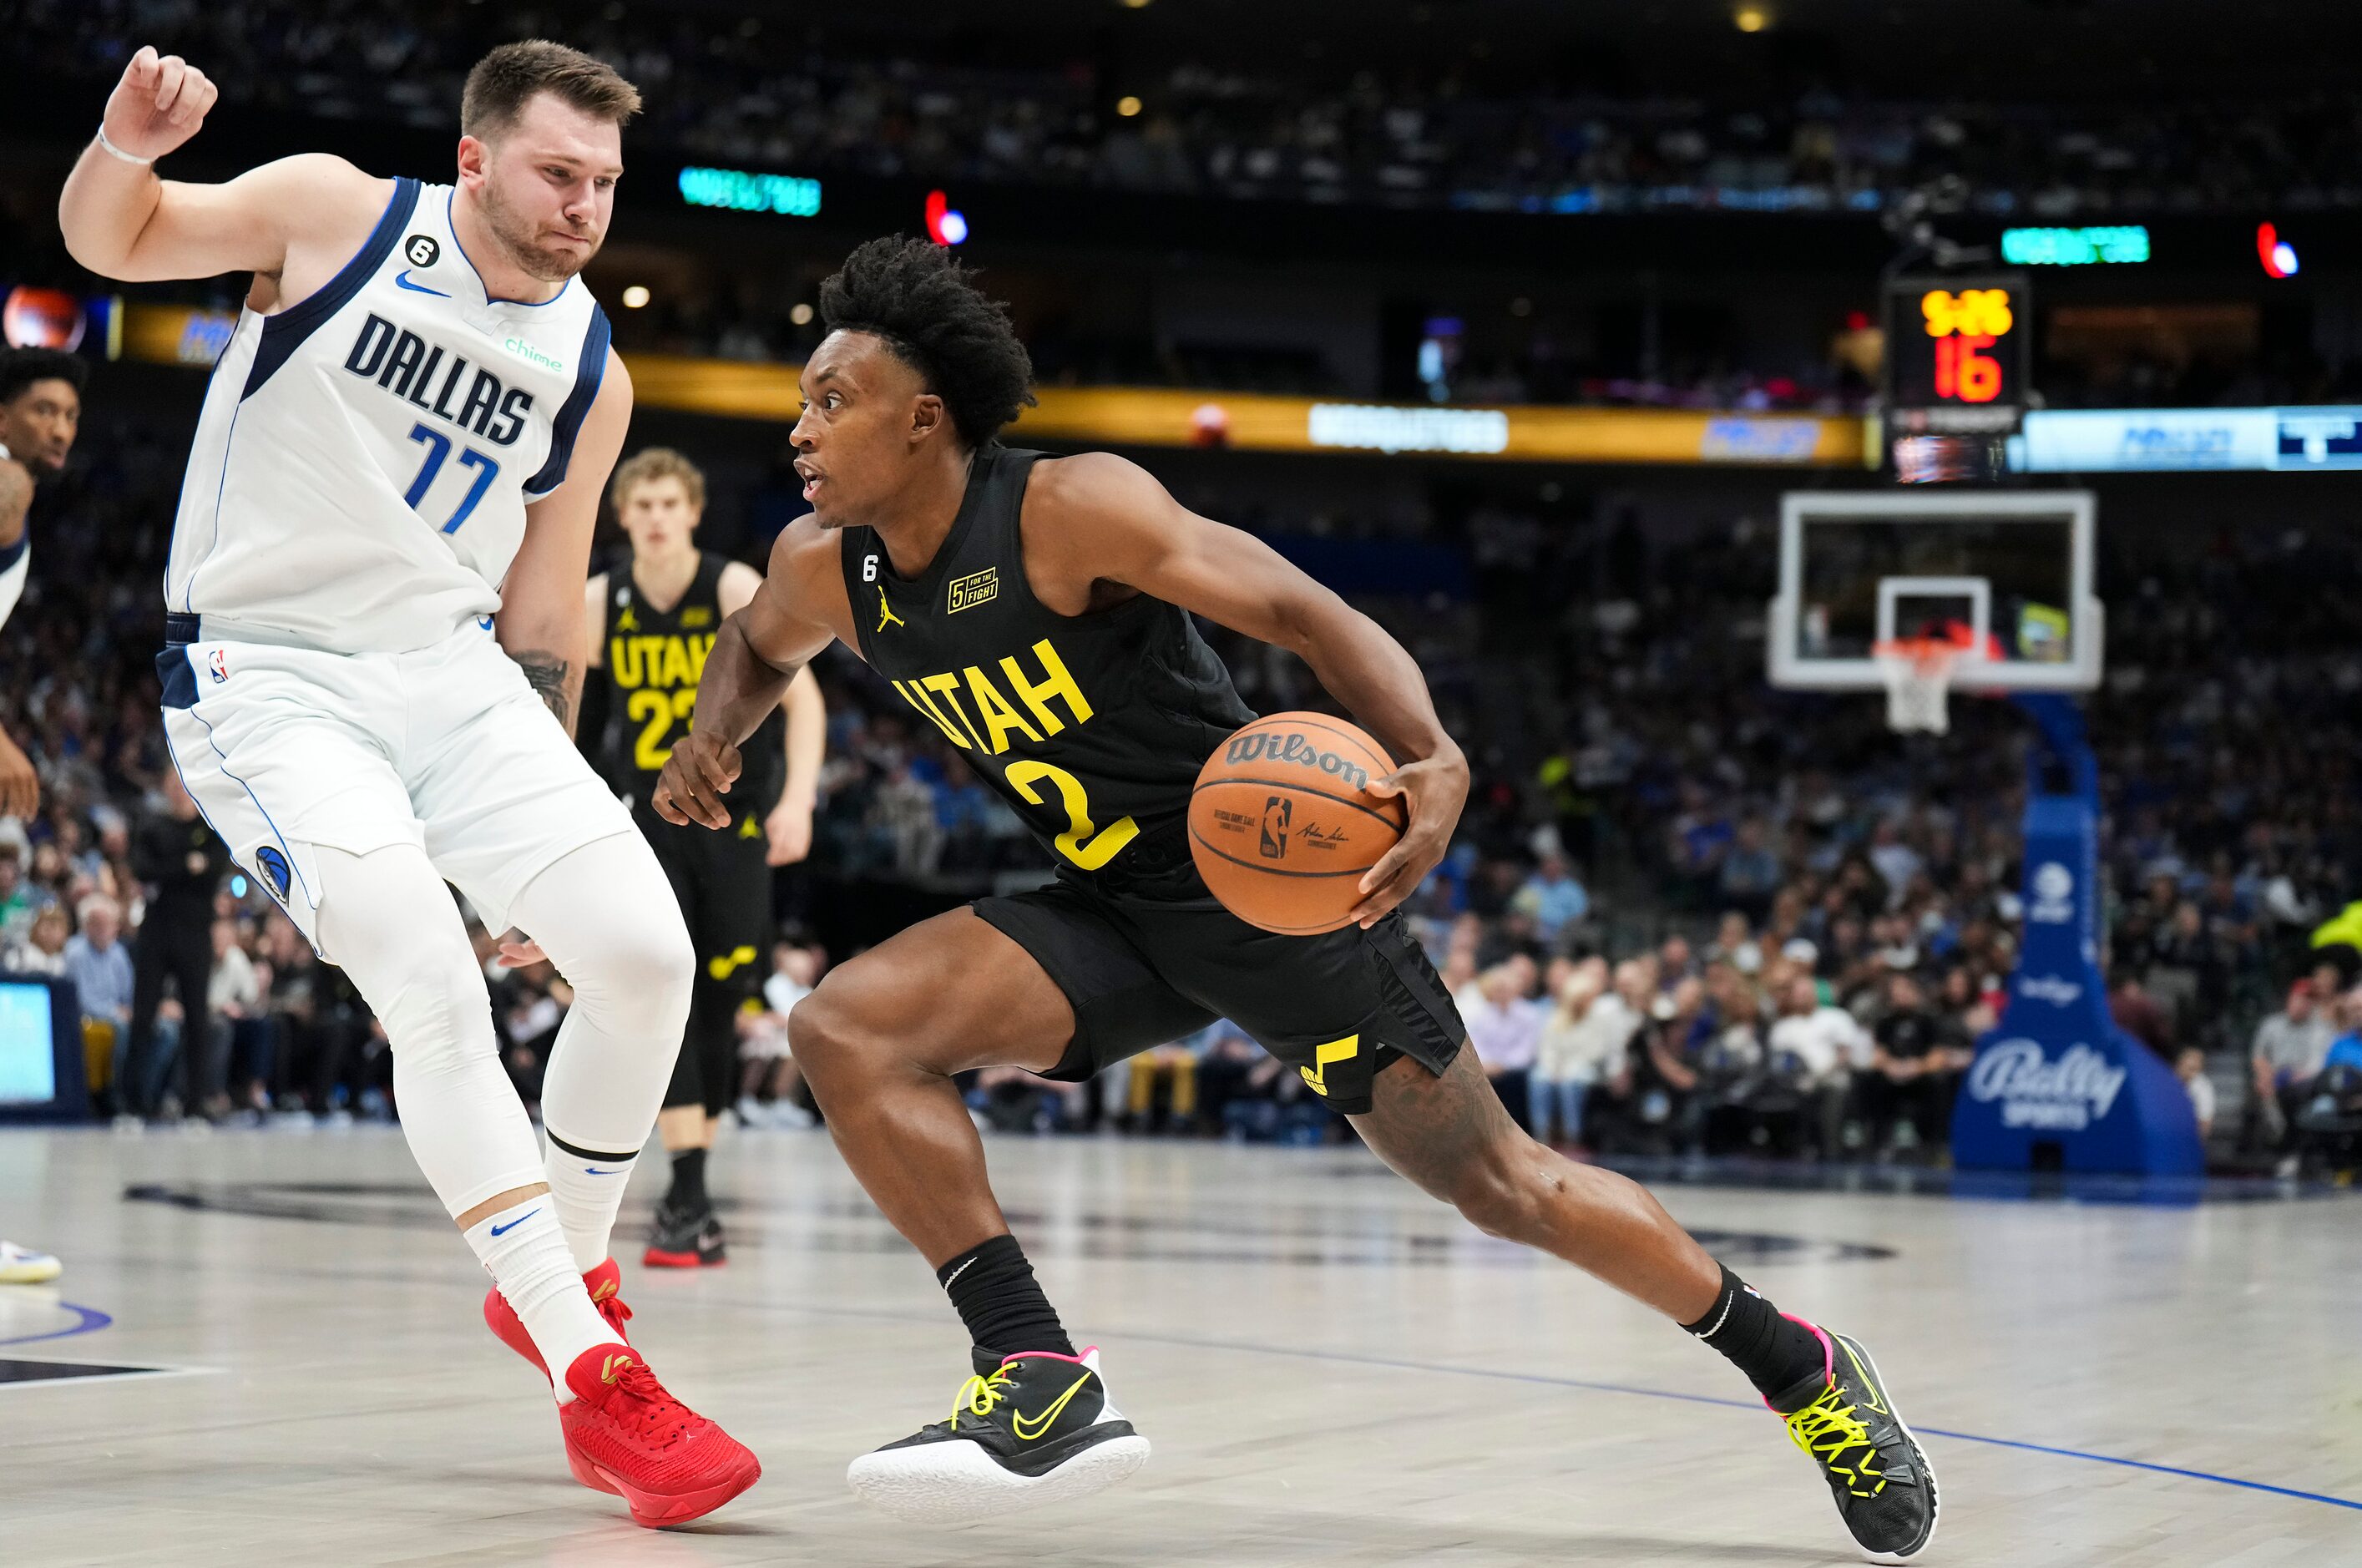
[
  {"x1": 1029, "y1": 452, "x2": 1469, "y2": 926},
  {"x1": 655, "y1": 524, "x2": 842, "y2": 831},
  {"x1": 500, "y1": 353, "x2": 635, "y2": 736},
  {"x1": 59, "y1": 47, "x2": 380, "y2": 286}
]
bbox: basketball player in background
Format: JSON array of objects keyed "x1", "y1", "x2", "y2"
[
  {"x1": 657, "y1": 238, "x2": 1936, "y2": 1560},
  {"x1": 58, "y1": 42, "x2": 757, "y2": 1523},
  {"x1": 0, "y1": 346, "x2": 84, "y2": 1288},
  {"x1": 583, "y1": 447, "x2": 823, "y2": 1267}
]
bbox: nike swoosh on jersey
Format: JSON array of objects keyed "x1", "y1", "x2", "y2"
[{"x1": 395, "y1": 271, "x2": 452, "y2": 296}]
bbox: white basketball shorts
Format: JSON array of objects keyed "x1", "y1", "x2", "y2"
[{"x1": 159, "y1": 618, "x2": 635, "y2": 959}]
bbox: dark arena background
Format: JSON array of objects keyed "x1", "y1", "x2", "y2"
[{"x1": 3, "y1": 3, "x2": 2361, "y2": 1562}]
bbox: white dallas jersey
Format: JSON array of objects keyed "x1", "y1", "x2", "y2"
[{"x1": 167, "y1": 177, "x2": 611, "y2": 654}]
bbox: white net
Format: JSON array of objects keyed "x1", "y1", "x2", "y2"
[{"x1": 1874, "y1": 641, "x2": 1958, "y2": 735}]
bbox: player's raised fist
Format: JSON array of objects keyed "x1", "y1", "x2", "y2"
[{"x1": 101, "y1": 46, "x2": 220, "y2": 162}]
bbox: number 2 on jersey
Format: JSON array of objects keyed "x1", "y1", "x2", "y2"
[
  {"x1": 1004, "y1": 759, "x2": 1138, "y2": 871},
  {"x1": 401, "y1": 422, "x2": 500, "y2": 534},
  {"x1": 629, "y1": 688, "x2": 700, "y2": 771}
]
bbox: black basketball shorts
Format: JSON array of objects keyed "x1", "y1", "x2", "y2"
[
  {"x1": 640, "y1": 802, "x2": 774, "y2": 1115},
  {"x1": 973, "y1": 868, "x2": 1464, "y2": 1115}
]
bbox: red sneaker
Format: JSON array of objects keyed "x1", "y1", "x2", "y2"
[
  {"x1": 483, "y1": 1257, "x2": 634, "y2": 1380},
  {"x1": 559, "y1": 1344, "x2": 761, "y2": 1526}
]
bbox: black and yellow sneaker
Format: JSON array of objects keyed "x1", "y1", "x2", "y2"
[
  {"x1": 642, "y1": 1201, "x2": 726, "y2": 1269},
  {"x1": 846, "y1": 1348, "x2": 1151, "y2": 1524},
  {"x1": 1770, "y1": 1328, "x2": 1939, "y2": 1564}
]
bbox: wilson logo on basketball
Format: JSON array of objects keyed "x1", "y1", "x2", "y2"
[
  {"x1": 1259, "y1": 796, "x2": 1292, "y2": 858},
  {"x1": 1223, "y1": 731, "x2": 1373, "y2": 792}
]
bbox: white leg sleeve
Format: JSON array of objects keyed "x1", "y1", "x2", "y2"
[
  {"x1": 315, "y1": 844, "x2": 615, "y2": 1397},
  {"x1": 507, "y1": 832, "x2": 697, "y2": 1273},
  {"x1": 315, "y1": 842, "x2": 543, "y2": 1216}
]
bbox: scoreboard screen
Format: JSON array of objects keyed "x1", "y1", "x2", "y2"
[{"x1": 1884, "y1": 273, "x2": 2031, "y2": 481}]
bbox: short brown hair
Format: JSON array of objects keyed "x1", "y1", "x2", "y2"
[
  {"x1": 611, "y1": 448, "x2": 706, "y2": 513},
  {"x1": 461, "y1": 40, "x2": 641, "y2": 141}
]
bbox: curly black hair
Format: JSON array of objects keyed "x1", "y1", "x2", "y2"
[
  {"x1": 0, "y1": 348, "x2": 89, "y2": 407},
  {"x1": 818, "y1": 237, "x2": 1034, "y2": 449}
]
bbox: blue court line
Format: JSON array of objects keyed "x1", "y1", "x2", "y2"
[
  {"x1": 1141, "y1": 1330, "x2": 2362, "y2": 1515},
  {"x1": 714, "y1": 1294, "x2": 2362, "y2": 1516},
  {"x1": 0, "y1": 1301, "x2": 114, "y2": 1348}
]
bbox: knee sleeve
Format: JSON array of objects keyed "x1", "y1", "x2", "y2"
[
  {"x1": 508, "y1": 832, "x2": 696, "y2": 1153},
  {"x1": 314, "y1": 843, "x2": 542, "y2": 1216}
]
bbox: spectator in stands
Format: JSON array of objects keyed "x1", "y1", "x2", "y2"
[
  {"x1": 1462, "y1": 961, "x2": 1542, "y2": 1131},
  {"x1": 207, "y1": 915, "x2": 266, "y2": 1119},
  {"x1": 2250, "y1": 979, "x2": 2332, "y2": 1148},
  {"x1": 1864, "y1": 973, "x2": 1971, "y2": 1158},
  {"x1": 4, "y1": 902, "x2": 68, "y2": 977},
  {"x1": 1717, "y1": 819, "x2": 1783, "y2": 920},
  {"x1": 1510, "y1": 847, "x2": 1589, "y2": 947},
  {"x1": 64, "y1": 893, "x2": 132, "y2": 1107},
  {"x1": 2110, "y1": 974, "x2": 2174, "y2": 1061},
  {"x1": 2177, "y1": 1046, "x2": 2217, "y2": 1141},
  {"x1": 122, "y1": 771, "x2": 228, "y2": 1117},
  {"x1": 1767, "y1": 971, "x2": 1870, "y2": 1156},
  {"x1": 0, "y1": 845, "x2": 40, "y2": 945},
  {"x1": 1531, "y1": 959, "x2": 1607, "y2": 1146},
  {"x1": 737, "y1": 938, "x2": 818, "y2": 1129}
]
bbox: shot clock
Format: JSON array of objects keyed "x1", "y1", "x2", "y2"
[{"x1": 1884, "y1": 273, "x2": 2031, "y2": 482}]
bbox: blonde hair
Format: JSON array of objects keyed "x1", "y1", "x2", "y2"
[{"x1": 609, "y1": 447, "x2": 707, "y2": 515}]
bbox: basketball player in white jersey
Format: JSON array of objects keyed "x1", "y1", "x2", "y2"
[
  {"x1": 0, "y1": 347, "x2": 84, "y2": 1288},
  {"x1": 58, "y1": 42, "x2": 760, "y2": 1525}
]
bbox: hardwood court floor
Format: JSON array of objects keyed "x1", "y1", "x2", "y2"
[{"x1": 3, "y1": 1124, "x2": 2358, "y2": 1565}]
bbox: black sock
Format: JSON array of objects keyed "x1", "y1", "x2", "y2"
[
  {"x1": 1682, "y1": 1263, "x2": 1828, "y2": 1401},
  {"x1": 937, "y1": 1233, "x2": 1075, "y2": 1373},
  {"x1": 667, "y1": 1146, "x2": 708, "y2": 1211}
]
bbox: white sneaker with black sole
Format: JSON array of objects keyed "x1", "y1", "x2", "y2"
[{"x1": 847, "y1": 1347, "x2": 1150, "y2": 1524}]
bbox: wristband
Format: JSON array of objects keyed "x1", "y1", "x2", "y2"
[{"x1": 94, "y1": 124, "x2": 156, "y2": 167}]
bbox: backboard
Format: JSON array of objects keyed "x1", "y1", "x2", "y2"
[{"x1": 1768, "y1": 490, "x2": 2102, "y2": 692}]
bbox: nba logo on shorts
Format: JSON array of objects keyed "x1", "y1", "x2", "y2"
[
  {"x1": 1259, "y1": 796, "x2": 1292, "y2": 859},
  {"x1": 254, "y1": 844, "x2": 291, "y2": 900},
  {"x1": 208, "y1": 649, "x2": 229, "y2": 682}
]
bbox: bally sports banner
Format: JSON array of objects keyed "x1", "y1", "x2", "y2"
[{"x1": 1952, "y1": 699, "x2": 2203, "y2": 1176}]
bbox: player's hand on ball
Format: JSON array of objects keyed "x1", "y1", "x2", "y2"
[
  {"x1": 764, "y1": 795, "x2": 815, "y2": 865},
  {"x1": 1348, "y1": 747, "x2": 1469, "y2": 929},
  {"x1": 104, "y1": 46, "x2": 219, "y2": 162},
  {"x1": 654, "y1": 730, "x2": 741, "y2": 830}
]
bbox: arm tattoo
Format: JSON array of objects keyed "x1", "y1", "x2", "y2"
[{"x1": 512, "y1": 650, "x2": 574, "y2": 734}]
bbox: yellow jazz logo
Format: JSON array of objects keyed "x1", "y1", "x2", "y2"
[
  {"x1": 948, "y1": 566, "x2": 999, "y2": 614},
  {"x1": 1298, "y1": 1034, "x2": 1361, "y2": 1097},
  {"x1": 877, "y1": 586, "x2": 905, "y2": 633},
  {"x1": 706, "y1": 943, "x2": 758, "y2": 980}
]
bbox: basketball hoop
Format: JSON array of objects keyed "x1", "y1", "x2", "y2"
[{"x1": 1873, "y1": 638, "x2": 1960, "y2": 734}]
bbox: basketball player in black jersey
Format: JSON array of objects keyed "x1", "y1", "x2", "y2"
[
  {"x1": 656, "y1": 240, "x2": 1936, "y2": 1560},
  {"x1": 584, "y1": 448, "x2": 824, "y2": 1267}
]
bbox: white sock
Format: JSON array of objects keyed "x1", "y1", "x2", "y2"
[
  {"x1": 507, "y1": 834, "x2": 695, "y2": 1275},
  {"x1": 464, "y1": 1197, "x2": 617, "y2": 1403}
]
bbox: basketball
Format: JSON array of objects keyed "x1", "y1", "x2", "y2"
[{"x1": 1188, "y1": 711, "x2": 1405, "y2": 935}]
